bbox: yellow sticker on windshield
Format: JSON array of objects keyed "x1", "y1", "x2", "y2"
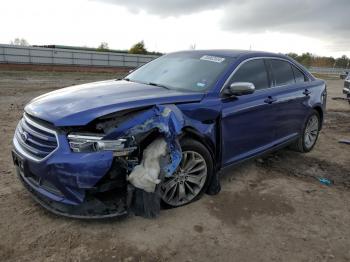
[{"x1": 200, "y1": 55, "x2": 225, "y2": 63}]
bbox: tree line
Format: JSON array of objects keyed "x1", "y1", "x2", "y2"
[
  {"x1": 287, "y1": 52, "x2": 349, "y2": 69},
  {"x1": 98, "y1": 41, "x2": 162, "y2": 56}
]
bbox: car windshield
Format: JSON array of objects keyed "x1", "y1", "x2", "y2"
[{"x1": 126, "y1": 52, "x2": 234, "y2": 92}]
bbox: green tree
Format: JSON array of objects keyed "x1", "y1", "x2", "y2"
[
  {"x1": 97, "y1": 42, "x2": 109, "y2": 51},
  {"x1": 335, "y1": 55, "x2": 349, "y2": 68},
  {"x1": 285, "y1": 52, "x2": 347, "y2": 68},
  {"x1": 286, "y1": 52, "x2": 298, "y2": 60},
  {"x1": 129, "y1": 41, "x2": 148, "y2": 54},
  {"x1": 298, "y1": 53, "x2": 313, "y2": 67}
]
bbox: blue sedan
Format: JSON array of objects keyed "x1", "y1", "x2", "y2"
[{"x1": 12, "y1": 50, "x2": 327, "y2": 218}]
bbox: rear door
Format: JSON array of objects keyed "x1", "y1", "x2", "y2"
[
  {"x1": 221, "y1": 59, "x2": 280, "y2": 166},
  {"x1": 266, "y1": 59, "x2": 310, "y2": 141}
]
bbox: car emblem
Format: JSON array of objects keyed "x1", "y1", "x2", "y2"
[{"x1": 21, "y1": 131, "x2": 29, "y2": 142}]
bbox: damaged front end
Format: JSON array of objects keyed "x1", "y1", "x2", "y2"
[{"x1": 13, "y1": 105, "x2": 185, "y2": 219}]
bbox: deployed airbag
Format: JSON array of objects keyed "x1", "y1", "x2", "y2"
[{"x1": 127, "y1": 138, "x2": 167, "y2": 193}]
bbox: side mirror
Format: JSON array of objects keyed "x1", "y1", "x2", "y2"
[{"x1": 225, "y1": 82, "x2": 255, "y2": 96}]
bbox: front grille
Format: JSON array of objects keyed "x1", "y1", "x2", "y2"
[{"x1": 14, "y1": 114, "x2": 58, "y2": 160}]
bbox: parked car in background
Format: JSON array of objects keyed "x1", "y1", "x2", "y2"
[
  {"x1": 12, "y1": 50, "x2": 327, "y2": 218},
  {"x1": 340, "y1": 71, "x2": 349, "y2": 79}
]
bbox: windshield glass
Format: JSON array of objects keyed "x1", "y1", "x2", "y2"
[{"x1": 126, "y1": 52, "x2": 234, "y2": 92}]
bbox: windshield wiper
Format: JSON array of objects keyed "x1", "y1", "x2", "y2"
[
  {"x1": 118, "y1": 79, "x2": 171, "y2": 90},
  {"x1": 147, "y1": 82, "x2": 171, "y2": 90},
  {"x1": 116, "y1": 77, "x2": 131, "y2": 81}
]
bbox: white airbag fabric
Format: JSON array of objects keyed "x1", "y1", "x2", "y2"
[{"x1": 127, "y1": 138, "x2": 168, "y2": 193}]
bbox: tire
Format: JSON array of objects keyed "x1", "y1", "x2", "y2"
[
  {"x1": 290, "y1": 110, "x2": 321, "y2": 153},
  {"x1": 160, "y1": 138, "x2": 213, "y2": 208}
]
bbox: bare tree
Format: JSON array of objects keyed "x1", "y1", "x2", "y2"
[
  {"x1": 97, "y1": 42, "x2": 109, "y2": 51},
  {"x1": 10, "y1": 38, "x2": 29, "y2": 46}
]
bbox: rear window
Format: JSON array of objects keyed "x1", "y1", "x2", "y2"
[
  {"x1": 292, "y1": 65, "x2": 307, "y2": 83},
  {"x1": 269, "y1": 60, "x2": 295, "y2": 86}
]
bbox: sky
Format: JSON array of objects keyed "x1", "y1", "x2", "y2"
[{"x1": 1, "y1": 0, "x2": 349, "y2": 57}]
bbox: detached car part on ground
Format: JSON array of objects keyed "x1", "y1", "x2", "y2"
[{"x1": 12, "y1": 50, "x2": 327, "y2": 219}]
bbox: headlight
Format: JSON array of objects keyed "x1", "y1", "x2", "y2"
[{"x1": 67, "y1": 133, "x2": 136, "y2": 156}]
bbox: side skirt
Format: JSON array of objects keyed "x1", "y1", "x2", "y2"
[{"x1": 220, "y1": 135, "x2": 299, "y2": 173}]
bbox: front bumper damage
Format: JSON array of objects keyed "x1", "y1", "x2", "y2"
[
  {"x1": 15, "y1": 165, "x2": 130, "y2": 218},
  {"x1": 13, "y1": 105, "x2": 185, "y2": 219}
]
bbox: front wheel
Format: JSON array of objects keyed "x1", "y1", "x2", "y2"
[
  {"x1": 291, "y1": 110, "x2": 320, "y2": 153},
  {"x1": 160, "y1": 139, "x2": 213, "y2": 207}
]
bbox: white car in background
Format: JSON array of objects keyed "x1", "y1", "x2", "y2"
[
  {"x1": 340, "y1": 71, "x2": 349, "y2": 79},
  {"x1": 343, "y1": 74, "x2": 350, "y2": 103}
]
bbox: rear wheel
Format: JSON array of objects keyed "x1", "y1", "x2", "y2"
[
  {"x1": 160, "y1": 139, "x2": 213, "y2": 207},
  {"x1": 291, "y1": 110, "x2": 320, "y2": 153}
]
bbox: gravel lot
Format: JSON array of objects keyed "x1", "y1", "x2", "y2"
[{"x1": 0, "y1": 70, "x2": 349, "y2": 262}]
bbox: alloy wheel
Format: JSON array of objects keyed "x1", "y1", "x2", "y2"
[
  {"x1": 160, "y1": 150, "x2": 207, "y2": 206},
  {"x1": 304, "y1": 115, "x2": 319, "y2": 149}
]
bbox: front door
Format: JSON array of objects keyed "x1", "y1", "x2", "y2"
[{"x1": 221, "y1": 58, "x2": 279, "y2": 166}]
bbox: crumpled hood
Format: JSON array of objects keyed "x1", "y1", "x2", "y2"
[{"x1": 25, "y1": 80, "x2": 204, "y2": 126}]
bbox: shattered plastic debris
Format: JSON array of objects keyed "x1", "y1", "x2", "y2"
[
  {"x1": 317, "y1": 177, "x2": 333, "y2": 186},
  {"x1": 127, "y1": 138, "x2": 167, "y2": 193},
  {"x1": 332, "y1": 97, "x2": 350, "y2": 102},
  {"x1": 206, "y1": 170, "x2": 221, "y2": 195},
  {"x1": 132, "y1": 187, "x2": 161, "y2": 218},
  {"x1": 339, "y1": 139, "x2": 350, "y2": 145}
]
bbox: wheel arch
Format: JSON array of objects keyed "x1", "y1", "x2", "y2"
[
  {"x1": 135, "y1": 125, "x2": 219, "y2": 171},
  {"x1": 181, "y1": 127, "x2": 217, "y2": 167}
]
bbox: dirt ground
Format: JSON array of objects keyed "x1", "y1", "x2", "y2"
[{"x1": 0, "y1": 70, "x2": 349, "y2": 262}]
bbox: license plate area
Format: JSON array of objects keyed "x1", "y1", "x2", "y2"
[{"x1": 12, "y1": 150, "x2": 26, "y2": 174}]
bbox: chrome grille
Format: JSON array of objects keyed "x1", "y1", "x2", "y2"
[{"x1": 14, "y1": 114, "x2": 58, "y2": 161}]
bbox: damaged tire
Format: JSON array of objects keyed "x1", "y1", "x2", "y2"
[{"x1": 160, "y1": 139, "x2": 213, "y2": 207}]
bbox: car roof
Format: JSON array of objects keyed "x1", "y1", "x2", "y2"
[{"x1": 171, "y1": 49, "x2": 287, "y2": 59}]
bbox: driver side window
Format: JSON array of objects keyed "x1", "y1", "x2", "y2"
[{"x1": 229, "y1": 59, "x2": 270, "y2": 90}]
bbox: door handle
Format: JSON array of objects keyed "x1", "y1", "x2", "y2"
[
  {"x1": 303, "y1": 89, "x2": 311, "y2": 96},
  {"x1": 264, "y1": 96, "x2": 277, "y2": 104}
]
